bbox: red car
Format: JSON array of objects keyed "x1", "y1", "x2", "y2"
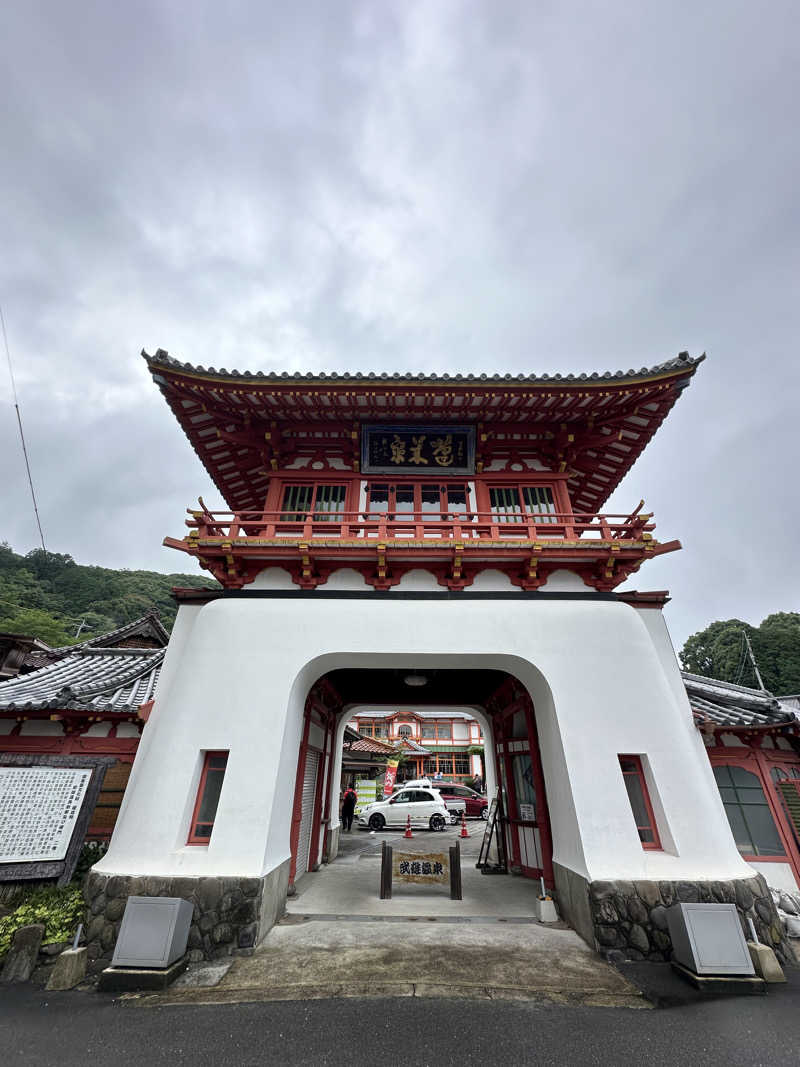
[{"x1": 433, "y1": 782, "x2": 488, "y2": 819}]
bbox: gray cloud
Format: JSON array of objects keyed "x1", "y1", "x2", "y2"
[{"x1": 1, "y1": 1, "x2": 798, "y2": 649}]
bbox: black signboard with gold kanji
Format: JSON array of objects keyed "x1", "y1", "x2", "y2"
[{"x1": 362, "y1": 424, "x2": 475, "y2": 475}]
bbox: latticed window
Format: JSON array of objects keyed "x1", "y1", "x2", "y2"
[
  {"x1": 488, "y1": 486, "x2": 556, "y2": 522},
  {"x1": 453, "y1": 753, "x2": 470, "y2": 775},
  {"x1": 421, "y1": 723, "x2": 436, "y2": 740},
  {"x1": 771, "y1": 767, "x2": 800, "y2": 846},
  {"x1": 280, "y1": 483, "x2": 347, "y2": 521},
  {"x1": 397, "y1": 724, "x2": 412, "y2": 738},
  {"x1": 366, "y1": 483, "x2": 470, "y2": 519}
]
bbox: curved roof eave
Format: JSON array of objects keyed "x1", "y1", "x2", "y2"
[{"x1": 143, "y1": 348, "x2": 705, "y2": 388}]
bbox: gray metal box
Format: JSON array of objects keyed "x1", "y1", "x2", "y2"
[
  {"x1": 111, "y1": 896, "x2": 193, "y2": 969},
  {"x1": 666, "y1": 902, "x2": 754, "y2": 976}
]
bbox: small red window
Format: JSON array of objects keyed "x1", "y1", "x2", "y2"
[
  {"x1": 619, "y1": 755, "x2": 661, "y2": 850},
  {"x1": 188, "y1": 751, "x2": 229, "y2": 844}
]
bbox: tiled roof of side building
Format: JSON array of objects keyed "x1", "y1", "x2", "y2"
[
  {"x1": 0, "y1": 647, "x2": 164, "y2": 713},
  {"x1": 143, "y1": 348, "x2": 705, "y2": 386},
  {"x1": 682, "y1": 671, "x2": 797, "y2": 729}
]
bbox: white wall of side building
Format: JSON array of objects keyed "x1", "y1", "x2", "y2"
[{"x1": 95, "y1": 594, "x2": 754, "y2": 889}]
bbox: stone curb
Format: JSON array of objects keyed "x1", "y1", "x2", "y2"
[{"x1": 126, "y1": 980, "x2": 649, "y2": 1009}]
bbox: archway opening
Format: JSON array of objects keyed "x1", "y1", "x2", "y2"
[{"x1": 287, "y1": 665, "x2": 554, "y2": 899}]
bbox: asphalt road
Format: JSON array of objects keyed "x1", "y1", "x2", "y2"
[{"x1": 2, "y1": 971, "x2": 799, "y2": 1067}]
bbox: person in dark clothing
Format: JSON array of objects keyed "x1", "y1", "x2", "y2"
[{"x1": 341, "y1": 785, "x2": 358, "y2": 832}]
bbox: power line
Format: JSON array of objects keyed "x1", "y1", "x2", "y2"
[{"x1": 1, "y1": 301, "x2": 47, "y2": 552}]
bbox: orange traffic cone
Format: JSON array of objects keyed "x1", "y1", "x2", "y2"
[
  {"x1": 460, "y1": 811, "x2": 470, "y2": 838},
  {"x1": 404, "y1": 815, "x2": 414, "y2": 839}
]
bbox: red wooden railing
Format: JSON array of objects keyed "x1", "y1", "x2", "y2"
[{"x1": 184, "y1": 504, "x2": 655, "y2": 544}]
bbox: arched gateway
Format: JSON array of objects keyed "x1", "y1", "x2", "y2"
[
  {"x1": 288, "y1": 666, "x2": 554, "y2": 888},
  {"x1": 88, "y1": 350, "x2": 769, "y2": 965}
]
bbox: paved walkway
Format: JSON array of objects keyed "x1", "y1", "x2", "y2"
[{"x1": 150, "y1": 826, "x2": 644, "y2": 1008}]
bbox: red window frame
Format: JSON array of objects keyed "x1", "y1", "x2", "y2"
[
  {"x1": 187, "y1": 751, "x2": 229, "y2": 845},
  {"x1": 619, "y1": 754, "x2": 662, "y2": 850},
  {"x1": 278, "y1": 482, "x2": 349, "y2": 520},
  {"x1": 364, "y1": 481, "x2": 471, "y2": 519}
]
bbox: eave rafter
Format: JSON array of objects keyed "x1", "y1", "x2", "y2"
[{"x1": 145, "y1": 349, "x2": 703, "y2": 514}]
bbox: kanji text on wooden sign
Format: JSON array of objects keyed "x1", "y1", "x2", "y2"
[
  {"x1": 362, "y1": 425, "x2": 475, "y2": 475},
  {"x1": 393, "y1": 851, "x2": 449, "y2": 885},
  {"x1": 380, "y1": 840, "x2": 462, "y2": 899}
]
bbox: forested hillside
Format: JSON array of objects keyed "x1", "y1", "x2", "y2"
[{"x1": 0, "y1": 544, "x2": 216, "y2": 645}]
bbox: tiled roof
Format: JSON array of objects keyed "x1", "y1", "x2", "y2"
[
  {"x1": 683, "y1": 672, "x2": 796, "y2": 729},
  {"x1": 144, "y1": 348, "x2": 704, "y2": 386},
  {"x1": 42, "y1": 612, "x2": 169, "y2": 657},
  {"x1": 346, "y1": 736, "x2": 396, "y2": 755},
  {"x1": 0, "y1": 647, "x2": 164, "y2": 713},
  {"x1": 400, "y1": 738, "x2": 431, "y2": 755},
  {"x1": 144, "y1": 348, "x2": 704, "y2": 517}
]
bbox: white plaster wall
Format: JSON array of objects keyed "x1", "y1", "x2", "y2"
[
  {"x1": 394, "y1": 569, "x2": 441, "y2": 591},
  {"x1": 539, "y1": 569, "x2": 593, "y2": 593},
  {"x1": 470, "y1": 570, "x2": 514, "y2": 591},
  {"x1": 96, "y1": 597, "x2": 753, "y2": 887},
  {"x1": 19, "y1": 721, "x2": 64, "y2": 736},
  {"x1": 251, "y1": 567, "x2": 295, "y2": 590},
  {"x1": 749, "y1": 861, "x2": 799, "y2": 894}
]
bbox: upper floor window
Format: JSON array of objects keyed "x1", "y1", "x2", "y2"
[
  {"x1": 714, "y1": 764, "x2": 785, "y2": 856},
  {"x1": 421, "y1": 721, "x2": 453, "y2": 741},
  {"x1": 397, "y1": 724, "x2": 413, "y2": 739},
  {"x1": 281, "y1": 483, "x2": 346, "y2": 521},
  {"x1": 357, "y1": 720, "x2": 388, "y2": 739},
  {"x1": 489, "y1": 485, "x2": 556, "y2": 522},
  {"x1": 366, "y1": 483, "x2": 470, "y2": 520}
]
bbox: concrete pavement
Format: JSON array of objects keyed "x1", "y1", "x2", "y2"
[{"x1": 147, "y1": 824, "x2": 643, "y2": 1008}]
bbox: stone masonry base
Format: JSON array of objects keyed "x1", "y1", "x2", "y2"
[
  {"x1": 82, "y1": 859, "x2": 290, "y2": 973},
  {"x1": 554, "y1": 862, "x2": 791, "y2": 965}
]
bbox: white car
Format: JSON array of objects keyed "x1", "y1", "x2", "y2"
[
  {"x1": 357, "y1": 787, "x2": 449, "y2": 832},
  {"x1": 398, "y1": 779, "x2": 466, "y2": 823}
]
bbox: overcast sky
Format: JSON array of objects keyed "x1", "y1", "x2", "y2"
[{"x1": 1, "y1": 1, "x2": 798, "y2": 650}]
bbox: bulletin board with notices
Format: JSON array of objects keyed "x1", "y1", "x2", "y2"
[{"x1": 0, "y1": 755, "x2": 115, "y2": 885}]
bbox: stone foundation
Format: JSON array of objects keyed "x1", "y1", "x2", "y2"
[
  {"x1": 554, "y1": 864, "x2": 791, "y2": 965},
  {"x1": 82, "y1": 859, "x2": 290, "y2": 972}
]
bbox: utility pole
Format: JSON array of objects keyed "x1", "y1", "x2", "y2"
[
  {"x1": 743, "y1": 630, "x2": 767, "y2": 692},
  {"x1": 73, "y1": 617, "x2": 89, "y2": 639}
]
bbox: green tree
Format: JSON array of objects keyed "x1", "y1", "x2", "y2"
[
  {"x1": 0, "y1": 543, "x2": 217, "y2": 642},
  {"x1": 679, "y1": 613, "x2": 800, "y2": 695},
  {"x1": 0, "y1": 607, "x2": 74, "y2": 646}
]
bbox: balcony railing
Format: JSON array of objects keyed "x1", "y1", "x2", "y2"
[{"x1": 183, "y1": 505, "x2": 656, "y2": 544}]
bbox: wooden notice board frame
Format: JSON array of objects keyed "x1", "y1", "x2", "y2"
[
  {"x1": 0, "y1": 753, "x2": 116, "y2": 886},
  {"x1": 380, "y1": 840, "x2": 462, "y2": 900}
]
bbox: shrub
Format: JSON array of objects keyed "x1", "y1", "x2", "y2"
[
  {"x1": 73, "y1": 840, "x2": 108, "y2": 883},
  {"x1": 0, "y1": 885, "x2": 85, "y2": 958}
]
